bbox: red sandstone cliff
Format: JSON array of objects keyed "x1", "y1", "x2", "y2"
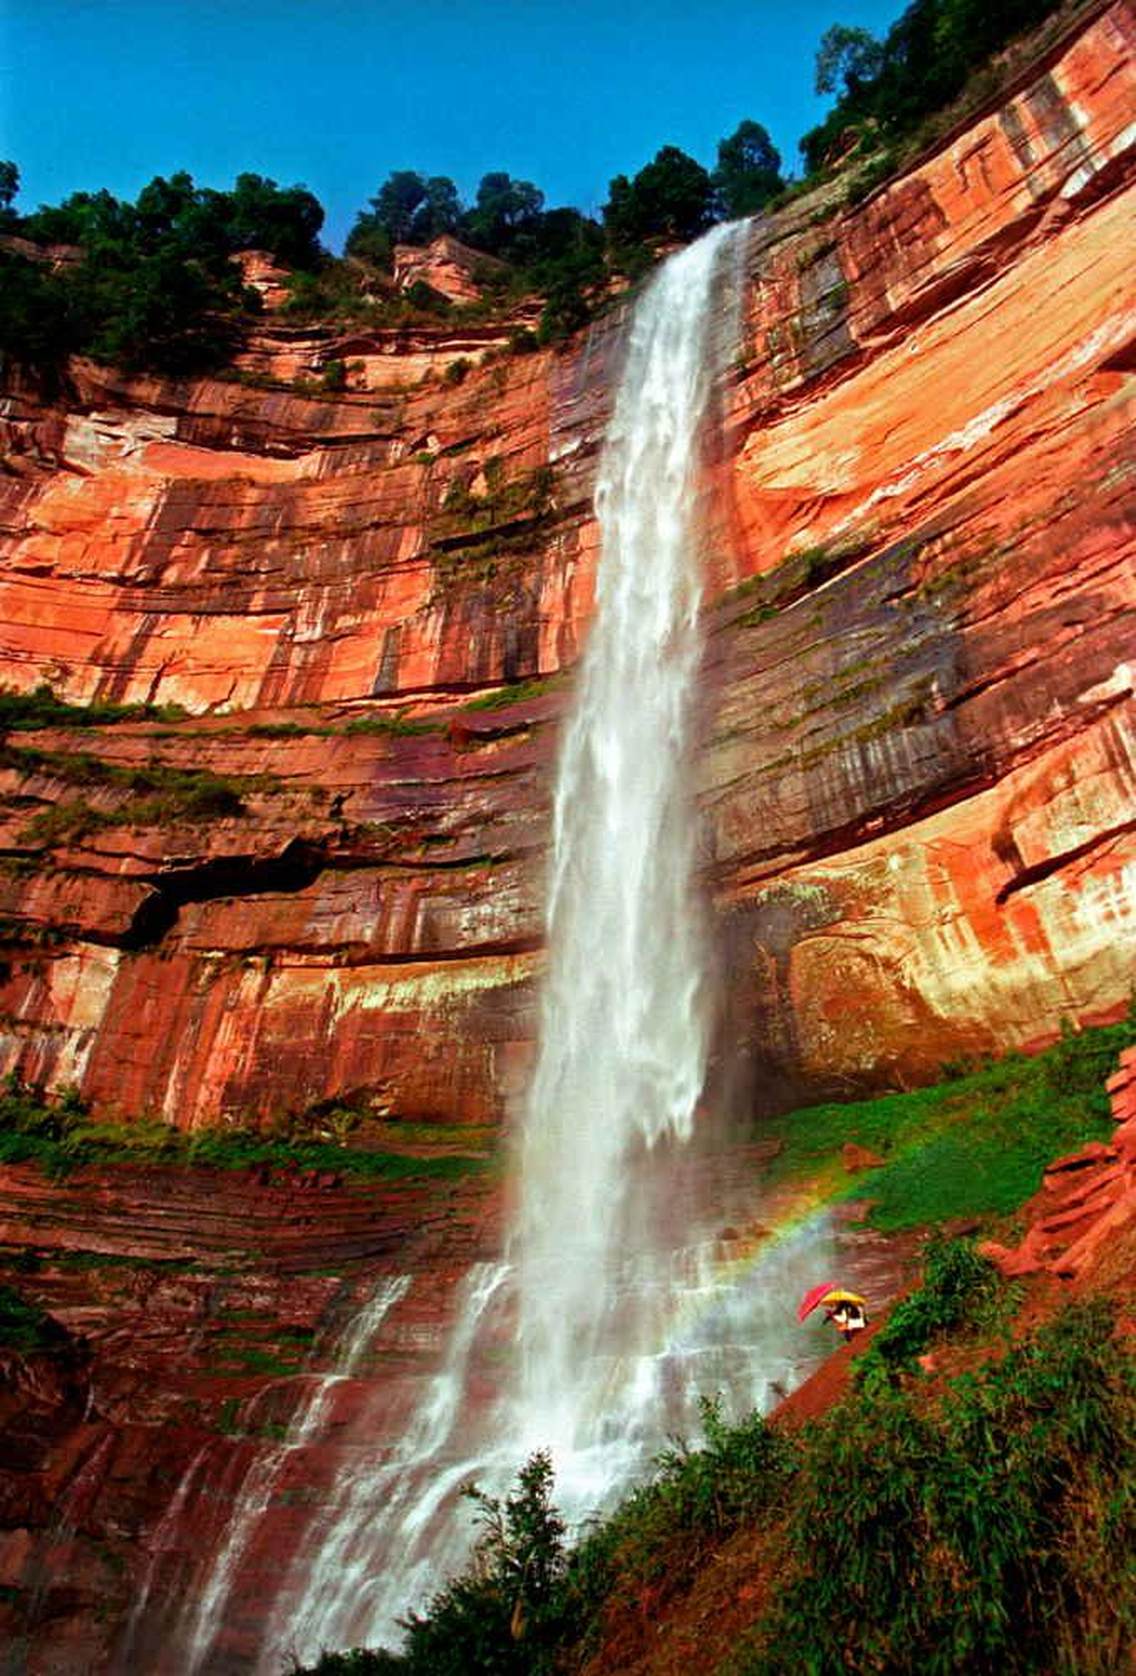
[
  {"x1": 1, "y1": 8, "x2": 1134, "y2": 1668},
  {"x1": 0, "y1": 0, "x2": 1133, "y2": 1130}
]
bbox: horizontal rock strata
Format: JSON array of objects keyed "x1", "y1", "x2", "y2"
[{"x1": 0, "y1": 0, "x2": 1133, "y2": 1123}]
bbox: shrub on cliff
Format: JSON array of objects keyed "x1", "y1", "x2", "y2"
[
  {"x1": 4, "y1": 169, "x2": 326, "y2": 375},
  {"x1": 0, "y1": 1283, "x2": 66, "y2": 1354},
  {"x1": 801, "y1": 0, "x2": 1067, "y2": 174},
  {"x1": 855, "y1": 1235, "x2": 1006, "y2": 1386},
  {"x1": 603, "y1": 145, "x2": 717, "y2": 257},
  {"x1": 393, "y1": 1451, "x2": 569, "y2": 1675},
  {"x1": 748, "y1": 1300, "x2": 1136, "y2": 1674}
]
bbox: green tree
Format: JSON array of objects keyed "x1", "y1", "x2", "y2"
[
  {"x1": 801, "y1": 0, "x2": 1065, "y2": 176},
  {"x1": 369, "y1": 170, "x2": 428, "y2": 243},
  {"x1": 414, "y1": 175, "x2": 463, "y2": 241},
  {"x1": 0, "y1": 250, "x2": 74, "y2": 373},
  {"x1": 223, "y1": 172, "x2": 325, "y2": 268},
  {"x1": 0, "y1": 161, "x2": 19, "y2": 223},
  {"x1": 396, "y1": 1451, "x2": 569, "y2": 1673},
  {"x1": 604, "y1": 145, "x2": 716, "y2": 248},
  {"x1": 20, "y1": 187, "x2": 135, "y2": 248},
  {"x1": 462, "y1": 172, "x2": 544, "y2": 256},
  {"x1": 344, "y1": 212, "x2": 394, "y2": 270},
  {"x1": 359, "y1": 171, "x2": 462, "y2": 248},
  {"x1": 814, "y1": 24, "x2": 885, "y2": 96},
  {"x1": 712, "y1": 120, "x2": 783, "y2": 218}
]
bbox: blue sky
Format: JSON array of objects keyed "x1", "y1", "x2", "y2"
[{"x1": 2, "y1": 1, "x2": 901, "y2": 250}]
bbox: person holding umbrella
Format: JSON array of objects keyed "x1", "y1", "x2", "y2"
[{"x1": 798, "y1": 1282, "x2": 869, "y2": 1343}]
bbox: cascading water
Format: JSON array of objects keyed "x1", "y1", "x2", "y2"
[
  {"x1": 513, "y1": 220, "x2": 735, "y2": 1461},
  {"x1": 153, "y1": 222, "x2": 857, "y2": 1672},
  {"x1": 161, "y1": 1274, "x2": 411, "y2": 1676}
]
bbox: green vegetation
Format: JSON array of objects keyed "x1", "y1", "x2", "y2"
[
  {"x1": 0, "y1": 684, "x2": 185, "y2": 732},
  {"x1": 764, "y1": 1012, "x2": 1135, "y2": 1231},
  {"x1": 342, "y1": 712, "x2": 442, "y2": 738},
  {"x1": 854, "y1": 1234, "x2": 1013, "y2": 1386},
  {"x1": 1, "y1": 743, "x2": 264, "y2": 844},
  {"x1": 712, "y1": 121, "x2": 785, "y2": 219},
  {"x1": 0, "y1": 1282, "x2": 61, "y2": 1353},
  {"x1": 746, "y1": 1298, "x2": 1135, "y2": 1675},
  {"x1": 801, "y1": 0, "x2": 1067, "y2": 177},
  {"x1": 437, "y1": 461, "x2": 555, "y2": 540},
  {"x1": 1, "y1": 167, "x2": 324, "y2": 377},
  {"x1": 299, "y1": 1264, "x2": 1135, "y2": 1676},
  {"x1": 0, "y1": 1077, "x2": 490, "y2": 1183},
  {"x1": 0, "y1": 2, "x2": 1078, "y2": 381},
  {"x1": 575, "y1": 1395, "x2": 796, "y2": 1608},
  {"x1": 460, "y1": 675, "x2": 563, "y2": 712},
  {"x1": 604, "y1": 145, "x2": 718, "y2": 253}
]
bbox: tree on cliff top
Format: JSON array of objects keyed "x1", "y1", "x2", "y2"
[
  {"x1": 4, "y1": 171, "x2": 287, "y2": 375},
  {"x1": 223, "y1": 172, "x2": 324, "y2": 268},
  {"x1": 813, "y1": 24, "x2": 886, "y2": 98},
  {"x1": 604, "y1": 145, "x2": 716, "y2": 256},
  {"x1": 461, "y1": 172, "x2": 545, "y2": 258},
  {"x1": 0, "y1": 161, "x2": 18, "y2": 223},
  {"x1": 348, "y1": 170, "x2": 462, "y2": 261},
  {"x1": 800, "y1": 0, "x2": 1066, "y2": 173},
  {"x1": 712, "y1": 120, "x2": 784, "y2": 218},
  {"x1": 20, "y1": 170, "x2": 324, "y2": 271}
]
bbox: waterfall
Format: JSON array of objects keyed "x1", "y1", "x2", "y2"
[
  {"x1": 513, "y1": 221, "x2": 737, "y2": 1458},
  {"x1": 168, "y1": 1274, "x2": 410, "y2": 1675},
  {"x1": 152, "y1": 220, "x2": 846, "y2": 1671}
]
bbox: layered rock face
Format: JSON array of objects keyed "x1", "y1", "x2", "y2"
[
  {"x1": 0, "y1": 0, "x2": 1134, "y2": 1129},
  {"x1": 0, "y1": 1158, "x2": 503, "y2": 1671},
  {"x1": 984, "y1": 1044, "x2": 1136, "y2": 1279}
]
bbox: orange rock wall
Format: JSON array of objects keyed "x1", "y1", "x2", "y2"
[{"x1": 0, "y1": 0, "x2": 1133, "y2": 1122}]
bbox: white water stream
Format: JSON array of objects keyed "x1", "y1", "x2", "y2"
[
  {"x1": 141, "y1": 221, "x2": 850, "y2": 1672},
  {"x1": 175, "y1": 1274, "x2": 411, "y2": 1674}
]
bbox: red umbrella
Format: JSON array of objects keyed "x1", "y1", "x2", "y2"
[{"x1": 797, "y1": 1281, "x2": 838, "y2": 1323}]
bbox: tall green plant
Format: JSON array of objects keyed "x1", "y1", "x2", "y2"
[{"x1": 745, "y1": 1301, "x2": 1136, "y2": 1675}]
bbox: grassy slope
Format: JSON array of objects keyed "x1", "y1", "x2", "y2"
[{"x1": 763, "y1": 1015, "x2": 1133, "y2": 1232}]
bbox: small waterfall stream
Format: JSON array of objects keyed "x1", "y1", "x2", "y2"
[
  {"x1": 147, "y1": 221, "x2": 848, "y2": 1672},
  {"x1": 174, "y1": 1275, "x2": 411, "y2": 1674}
]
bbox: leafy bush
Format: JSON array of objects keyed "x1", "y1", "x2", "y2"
[
  {"x1": 0, "y1": 1283, "x2": 64, "y2": 1353},
  {"x1": 749, "y1": 1300, "x2": 1136, "y2": 1674},
  {"x1": 394, "y1": 1451, "x2": 569, "y2": 1674},
  {"x1": 0, "y1": 684, "x2": 184, "y2": 732},
  {"x1": 591, "y1": 1396, "x2": 797, "y2": 1592},
  {"x1": 856, "y1": 1235, "x2": 1005, "y2": 1385}
]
